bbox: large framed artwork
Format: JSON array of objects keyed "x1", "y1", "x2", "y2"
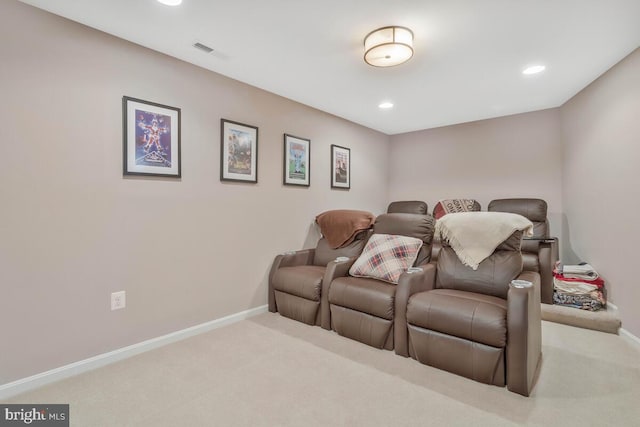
[
  {"x1": 220, "y1": 119, "x2": 258, "y2": 183},
  {"x1": 331, "y1": 144, "x2": 350, "y2": 189},
  {"x1": 283, "y1": 134, "x2": 310, "y2": 187},
  {"x1": 123, "y1": 96, "x2": 181, "y2": 177}
]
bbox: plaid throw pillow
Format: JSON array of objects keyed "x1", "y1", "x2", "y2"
[{"x1": 349, "y1": 234, "x2": 423, "y2": 284}]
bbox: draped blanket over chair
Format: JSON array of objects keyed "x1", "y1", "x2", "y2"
[
  {"x1": 435, "y1": 211, "x2": 533, "y2": 269},
  {"x1": 315, "y1": 209, "x2": 375, "y2": 249}
]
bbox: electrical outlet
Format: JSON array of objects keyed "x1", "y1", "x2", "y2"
[{"x1": 111, "y1": 291, "x2": 126, "y2": 311}]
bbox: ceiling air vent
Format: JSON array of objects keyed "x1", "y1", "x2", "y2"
[{"x1": 193, "y1": 42, "x2": 214, "y2": 53}]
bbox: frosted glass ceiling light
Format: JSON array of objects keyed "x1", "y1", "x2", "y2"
[
  {"x1": 364, "y1": 26, "x2": 414, "y2": 67},
  {"x1": 157, "y1": 0, "x2": 182, "y2": 6}
]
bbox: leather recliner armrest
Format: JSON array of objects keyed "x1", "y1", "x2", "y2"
[
  {"x1": 320, "y1": 257, "x2": 357, "y2": 330},
  {"x1": 394, "y1": 263, "x2": 437, "y2": 357},
  {"x1": 537, "y1": 237, "x2": 559, "y2": 304},
  {"x1": 268, "y1": 249, "x2": 316, "y2": 312},
  {"x1": 506, "y1": 270, "x2": 542, "y2": 396}
]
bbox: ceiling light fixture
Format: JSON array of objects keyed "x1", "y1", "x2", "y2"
[
  {"x1": 157, "y1": 0, "x2": 182, "y2": 6},
  {"x1": 378, "y1": 102, "x2": 394, "y2": 109},
  {"x1": 522, "y1": 65, "x2": 546, "y2": 75},
  {"x1": 364, "y1": 26, "x2": 414, "y2": 67}
]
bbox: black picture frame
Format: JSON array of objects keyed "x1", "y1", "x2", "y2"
[
  {"x1": 331, "y1": 144, "x2": 350, "y2": 189},
  {"x1": 220, "y1": 119, "x2": 259, "y2": 183},
  {"x1": 123, "y1": 96, "x2": 181, "y2": 178},
  {"x1": 283, "y1": 134, "x2": 311, "y2": 187}
]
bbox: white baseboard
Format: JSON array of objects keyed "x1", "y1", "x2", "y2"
[
  {"x1": 620, "y1": 328, "x2": 640, "y2": 348},
  {"x1": 0, "y1": 305, "x2": 268, "y2": 400},
  {"x1": 603, "y1": 302, "x2": 640, "y2": 347}
]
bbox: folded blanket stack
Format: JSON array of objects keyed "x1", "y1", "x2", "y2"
[{"x1": 553, "y1": 262, "x2": 606, "y2": 311}]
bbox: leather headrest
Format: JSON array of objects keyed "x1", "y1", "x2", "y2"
[
  {"x1": 374, "y1": 213, "x2": 435, "y2": 245},
  {"x1": 488, "y1": 198, "x2": 547, "y2": 222},
  {"x1": 386, "y1": 201, "x2": 428, "y2": 215}
]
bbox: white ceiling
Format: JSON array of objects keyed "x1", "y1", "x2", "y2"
[{"x1": 20, "y1": 0, "x2": 640, "y2": 135}]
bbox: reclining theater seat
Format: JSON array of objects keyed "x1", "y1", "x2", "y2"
[
  {"x1": 268, "y1": 232, "x2": 369, "y2": 326},
  {"x1": 488, "y1": 198, "x2": 558, "y2": 304},
  {"x1": 328, "y1": 213, "x2": 435, "y2": 350},
  {"x1": 402, "y1": 230, "x2": 542, "y2": 396}
]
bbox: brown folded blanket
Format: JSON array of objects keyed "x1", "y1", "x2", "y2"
[{"x1": 315, "y1": 210, "x2": 375, "y2": 249}]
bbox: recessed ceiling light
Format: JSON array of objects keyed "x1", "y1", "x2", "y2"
[
  {"x1": 157, "y1": 0, "x2": 182, "y2": 6},
  {"x1": 522, "y1": 65, "x2": 546, "y2": 75},
  {"x1": 379, "y1": 102, "x2": 394, "y2": 109}
]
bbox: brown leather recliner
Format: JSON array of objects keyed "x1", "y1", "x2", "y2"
[
  {"x1": 398, "y1": 231, "x2": 542, "y2": 396},
  {"x1": 488, "y1": 198, "x2": 558, "y2": 304},
  {"x1": 268, "y1": 232, "x2": 368, "y2": 326},
  {"x1": 327, "y1": 213, "x2": 435, "y2": 349}
]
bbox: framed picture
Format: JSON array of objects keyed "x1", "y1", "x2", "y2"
[
  {"x1": 331, "y1": 144, "x2": 350, "y2": 189},
  {"x1": 283, "y1": 134, "x2": 310, "y2": 187},
  {"x1": 220, "y1": 119, "x2": 258, "y2": 183},
  {"x1": 123, "y1": 96, "x2": 181, "y2": 177}
]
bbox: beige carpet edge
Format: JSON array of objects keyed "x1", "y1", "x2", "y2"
[{"x1": 541, "y1": 303, "x2": 621, "y2": 334}]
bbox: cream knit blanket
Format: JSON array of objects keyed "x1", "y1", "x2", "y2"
[{"x1": 436, "y1": 212, "x2": 533, "y2": 270}]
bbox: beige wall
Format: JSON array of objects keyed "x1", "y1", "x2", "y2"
[
  {"x1": 560, "y1": 48, "x2": 640, "y2": 337},
  {"x1": 0, "y1": 1, "x2": 389, "y2": 384},
  {"x1": 388, "y1": 109, "x2": 564, "y2": 239}
]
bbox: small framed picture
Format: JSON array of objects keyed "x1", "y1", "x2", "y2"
[
  {"x1": 123, "y1": 96, "x2": 181, "y2": 177},
  {"x1": 220, "y1": 119, "x2": 258, "y2": 183},
  {"x1": 331, "y1": 144, "x2": 350, "y2": 189},
  {"x1": 283, "y1": 134, "x2": 310, "y2": 187}
]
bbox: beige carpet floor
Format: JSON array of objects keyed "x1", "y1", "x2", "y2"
[{"x1": 4, "y1": 312, "x2": 640, "y2": 426}]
